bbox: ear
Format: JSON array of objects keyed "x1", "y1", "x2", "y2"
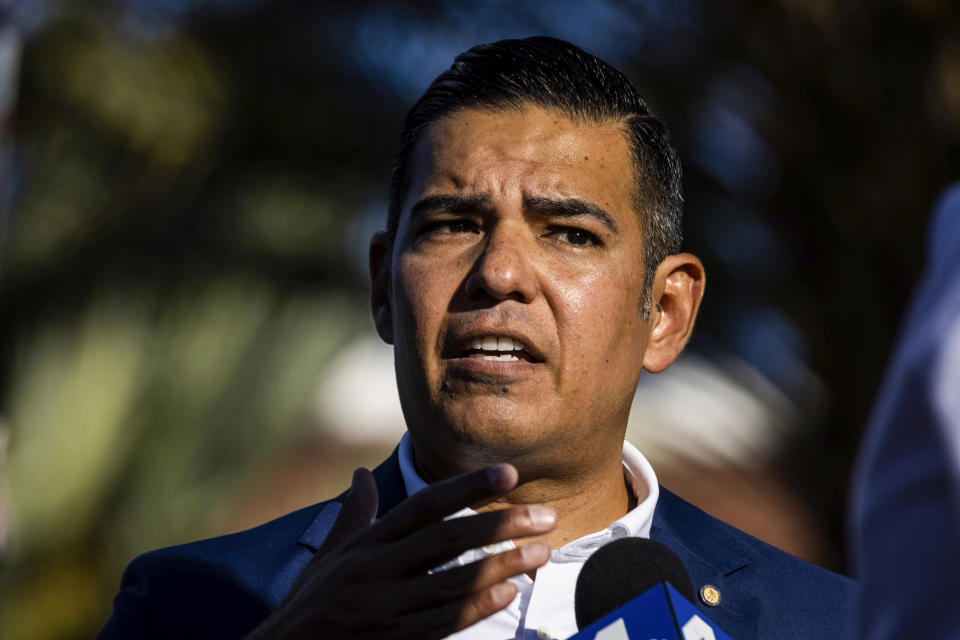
[
  {"x1": 642, "y1": 253, "x2": 705, "y2": 373},
  {"x1": 369, "y1": 231, "x2": 394, "y2": 345}
]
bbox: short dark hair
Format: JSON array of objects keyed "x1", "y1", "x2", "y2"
[{"x1": 387, "y1": 36, "x2": 683, "y2": 316}]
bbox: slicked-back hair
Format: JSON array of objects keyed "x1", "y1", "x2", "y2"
[{"x1": 386, "y1": 36, "x2": 683, "y2": 317}]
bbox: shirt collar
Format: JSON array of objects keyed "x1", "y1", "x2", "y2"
[{"x1": 396, "y1": 432, "x2": 659, "y2": 553}]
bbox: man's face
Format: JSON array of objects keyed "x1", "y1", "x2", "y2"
[{"x1": 380, "y1": 105, "x2": 655, "y2": 478}]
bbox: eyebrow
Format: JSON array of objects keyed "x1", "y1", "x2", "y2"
[
  {"x1": 523, "y1": 195, "x2": 619, "y2": 234},
  {"x1": 409, "y1": 193, "x2": 619, "y2": 234},
  {"x1": 409, "y1": 194, "x2": 493, "y2": 220}
]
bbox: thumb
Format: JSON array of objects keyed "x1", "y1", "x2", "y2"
[{"x1": 317, "y1": 467, "x2": 379, "y2": 554}]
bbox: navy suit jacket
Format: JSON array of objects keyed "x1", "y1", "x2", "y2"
[{"x1": 100, "y1": 449, "x2": 855, "y2": 639}]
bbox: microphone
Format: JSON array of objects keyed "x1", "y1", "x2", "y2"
[
  {"x1": 575, "y1": 538, "x2": 695, "y2": 628},
  {"x1": 572, "y1": 538, "x2": 733, "y2": 640}
]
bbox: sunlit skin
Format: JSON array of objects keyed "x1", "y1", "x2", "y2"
[{"x1": 370, "y1": 105, "x2": 705, "y2": 550}]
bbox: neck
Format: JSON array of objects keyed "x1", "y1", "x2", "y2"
[
  {"x1": 478, "y1": 460, "x2": 635, "y2": 549},
  {"x1": 474, "y1": 445, "x2": 636, "y2": 550}
]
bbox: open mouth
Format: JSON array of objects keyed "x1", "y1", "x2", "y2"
[{"x1": 459, "y1": 335, "x2": 540, "y2": 363}]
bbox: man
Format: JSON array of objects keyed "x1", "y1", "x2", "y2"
[
  {"x1": 850, "y1": 182, "x2": 960, "y2": 638},
  {"x1": 100, "y1": 37, "x2": 855, "y2": 640}
]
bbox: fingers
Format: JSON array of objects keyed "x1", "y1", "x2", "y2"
[
  {"x1": 400, "y1": 542, "x2": 550, "y2": 613},
  {"x1": 394, "y1": 577, "x2": 520, "y2": 638},
  {"x1": 394, "y1": 504, "x2": 556, "y2": 573},
  {"x1": 318, "y1": 467, "x2": 379, "y2": 553},
  {"x1": 442, "y1": 580, "x2": 517, "y2": 635},
  {"x1": 373, "y1": 464, "x2": 518, "y2": 541},
  {"x1": 262, "y1": 464, "x2": 556, "y2": 640}
]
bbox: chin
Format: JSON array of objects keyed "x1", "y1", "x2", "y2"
[{"x1": 442, "y1": 401, "x2": 554, "y2": 456}]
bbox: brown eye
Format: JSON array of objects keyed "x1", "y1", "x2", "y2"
[
  {"x1": 548, "y1": 227, "x2": 601, "y2": 247},
  {"x1": 443, "y1": 220, "x2": 475, "y2": 234}
]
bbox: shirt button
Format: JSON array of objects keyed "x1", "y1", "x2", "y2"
[
  {"x1": 536, "y1": 627, "x2": 553, "y2": 640},
  {"x1": 699, "y1": 584, "x2": 721, "y2": 607}
]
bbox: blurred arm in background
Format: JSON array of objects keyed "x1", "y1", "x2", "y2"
[{"x1": 850, "y1": 182, "x2": 960, "y2": 638}]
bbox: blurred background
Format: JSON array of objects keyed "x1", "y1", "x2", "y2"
[{"x1": 1, "y1": 0, "x2": 959, "y2": 637}]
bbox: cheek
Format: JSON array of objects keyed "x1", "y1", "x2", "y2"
[
  {"x1": 554, "y1": 264, "x2": 643, "y2": 337},
  {"x1": 551, "y1": 263, "x2": 648, "y2": 384},
  {"x1": 394, "y1": 258, "x2": 457, "y2": 348}
]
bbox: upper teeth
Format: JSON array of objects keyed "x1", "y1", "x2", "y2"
[{"x1": 471, "y1": 335, "x2": 526, "y2": 352}]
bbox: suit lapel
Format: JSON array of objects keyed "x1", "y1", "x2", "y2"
[
  {"x1": 297, "y1": 448, "x2": 407, "y2": 551},
  {"x1": 372, "y1": 448, "x2": 408, "y2": 517},
  {"x1": 651, "y1": 488, "x2": 761, "y2": 640}
]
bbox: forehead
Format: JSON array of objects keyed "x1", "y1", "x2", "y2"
[{"x1": 403, "y1": 105, "x2": 638, "y2": 220}]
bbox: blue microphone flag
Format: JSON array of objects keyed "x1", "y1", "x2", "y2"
[{"x1": 569, "y1": 582, "x2": 734, "y2": 640}]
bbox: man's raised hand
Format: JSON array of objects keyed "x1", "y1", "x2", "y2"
[{"x1": 246, "y1": 463, "x2": 556, "y2": 639}]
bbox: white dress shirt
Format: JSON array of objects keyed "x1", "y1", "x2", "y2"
[{"x1": 397, "y1": 432, "x2": 659, "y2": 640}]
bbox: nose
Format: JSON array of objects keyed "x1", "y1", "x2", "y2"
[{"x1": 463, "y1": 224, "x2": 538, "y2": 303}]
